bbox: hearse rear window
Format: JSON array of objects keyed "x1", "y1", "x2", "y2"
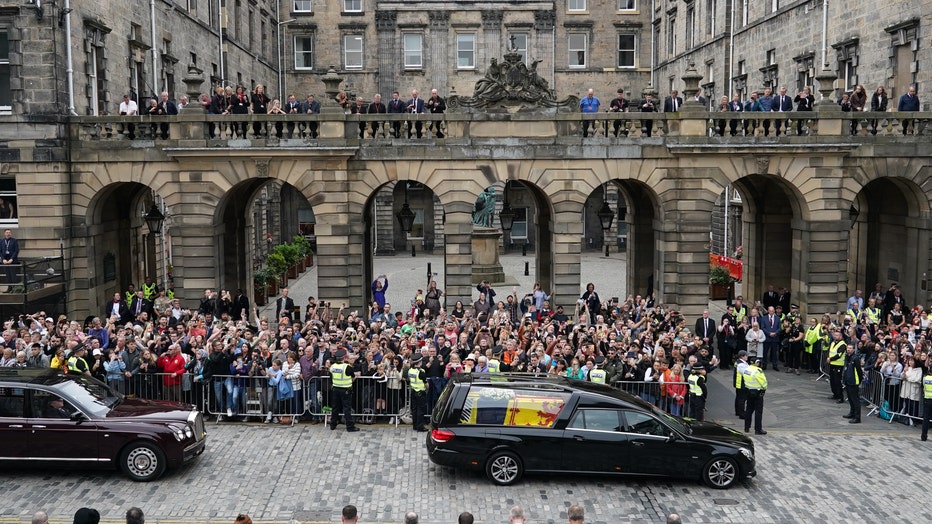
[{"x1": 459, "y1": 386, "x2": 569, "y2": 427}]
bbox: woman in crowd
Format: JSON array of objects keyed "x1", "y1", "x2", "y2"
[
  {"x1": 424, "y1": 279, "x2": 443, "y2": 320},
  {"x1": 251, "y1": 85, "x2": 270, "y2": 137},
  {"x1": 870, "y1": 86, "x2": 888, "y2": 135},
  {"x1": 900, "y1": 354, "x2": 922, "y2": 423}
]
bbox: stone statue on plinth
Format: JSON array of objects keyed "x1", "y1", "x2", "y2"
[{"x1": 472, "y1": 187, "x2": 496, "y2": 228}]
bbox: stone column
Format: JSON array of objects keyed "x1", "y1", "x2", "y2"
[
  {"x1": 314, "y1": 189, "x2": 364, "y2": 310},
  {"x1": 552, "y1": 200, "x2": 584, "y2": 311},
  {"x1": 482, "y1": 11, "x2": 503, "y2": 69},
  {"x1": 657, "y1": 183, "x2": 719, "y2": 319},
  {"x1": 428, "y1": 12, "x2": 450, "y2": 93},
  {"x1": 533, "y1": 10, "x2": 556, "y2": 87},
  {"x1": 797, "y1": 217, "x2": 849, "y2": 314},
  {"x1": 375, "y1": 11, "x2": 398, "y2": 99},
  {"x1": 444, "y1": 205, "x2": 475, "y2": 312}
]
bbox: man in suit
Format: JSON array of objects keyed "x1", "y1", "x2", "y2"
[
  {"x1": 426, "y1": 89, "x2": 446, "y2": 138},
  {"x1": 276, "y1": 287, "x2": 296, "y2": 324},
  {"x1": 691, "y1": 88, "x2": 706, "y2": 108},
  {"x1": 1, "y1": 229, "x2": 19, "y2": 292},
  {"x1": 229, "y1": 288, "x2": 249, "y2": 322},
  {"x1": 129, "y1": 290, "x2": 153, "y2": 321},
  {"x1": 772, "y1": 86, "x2": 794, "y2": 135},
  {"x1": 302, "y1": 94, "x2": 321, "y2": 138},
  {"x1": 105, "y1": 292, "x2": 131, "y2": 324},
  {"x1": 406, "y1": 89, "x2": 425, "y2": 138},
  {"x1": 284, "y1": 94, "x2": 302, "y2": 138},
  {"x1": 759, "y1": 306, "x2": 781, "y2": 371},
  {"x1": 154, "y1": 91, "x2": 178, "y2": 139},
  {"x1": 694, "y1": 309, "x2": 716, "y2": 349},
  {"x1": 367, "y1": 93, "x2": 387, "y2": 138},
  {"x1": 640, "y1": 94, "x2": 658, "y2": 136},
  {"x1": 762, "y1": 285, "x2": 779, "y2": 310},
  {"x1": 663, "y1": 90, "x2": 683, "y2": 112},
  {"x1": 387, "y1": 91, "x2": 406, "y2": 138}
]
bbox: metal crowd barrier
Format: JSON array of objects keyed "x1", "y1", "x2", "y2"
[
  {"x1": 875, "y1": 374, "x2": 924, "y2": 426},
  {"x1": 612, "y1": 380, "x2": 695, "y2": 419},
  {"x1": 201, "y1": 374, "x2": 306, "y2": 426},
  {"x1": 111, "y1": 372, "x2": 202, "y2": 409},
  {"x1": 308, "y1": 375, "x2": 416, "y2": 427},
  {"x1": 860, "y1": 369, "x2": 885, "y2": 418}
]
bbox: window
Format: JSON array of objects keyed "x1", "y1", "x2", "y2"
[
  {"x1": 343, "y1": 0, "x2": 361, "y2": 12},
  {"x1": 622, "y1": 411, "x2": 670, "y2": 436},
  {"x1": 0, "y1": 180, "x2": 15, "y2": 223},
  {"x1": 619, "y1": 0, "x2": 636, "y2": 10},
  {"x1": 617, "y1": 34, "x2": 636, "y2": 68},
  {"x1": 510, "y1": 208, "x2": 528, "y2": 239},
  {"x1": 771, "y1": 0, "x2": 779, "y2": 12},
  {"x1": 686, "y1": 6, "x2": 695, "y2": 48},
  {"x1": 84, "y1": 25, "x2": 109, "y2": 116},
  {"x1": 294, "y1": 35, "x2": 314, "y2": 70},
  {"x1": 0, "y1": 387, "x2": 24, "y2": 417},
  {"x1": 343, "y1": 34, "x2": 363, "y2": 69},
  {"x1": 568, "y1": 0, "x2": 587, "y2": 11},
  {"x1": 293, "y1": 0, "x2": 312, "y2": 12},
  {"x1": 403, "y1": 33, "x2": 423, "y2": 69},
  {"x1": 741, "y1": 0, "x2": 748, "y2": 26},
  {"x1": 459, "y1": 387, "x2": 569, "y2": 427},
  {"x1": 667, "y1": 15, "x2": 676, "y2": 56},
  {"x1": 0, "y1": 28, "x2": 10, "y2": 113},
  {"x1": 410, "y1": 209, "x2": 425, "y2": 239},
  {"x1": 456, "y1": 33, "x2": 475, "y2": 69},
  {"x1": 707, "y1": 0, "x2": 716, "y2": 35},
  {"x1": 833, "y1": 41, "x2": 859, "y2": 92},
  {"x1": 568, "y1": 33, "x2": 587, "y2": 68},
  {"x1": 569, "y1": 409, "x2": 622, "y2": 431},
  {"x1": 509, "y1": 33, "x2": 528, "y2": 64}
]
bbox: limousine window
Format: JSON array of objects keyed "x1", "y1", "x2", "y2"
[
  {"x1": 567, "y1": 409, "x2": 622, "y2": 431},
  {"x1": 459, "y1": 387, "x2": 570, "y2": 427},
  {"x1": 0, "y1": 386, "x2": 24, "y2": 417},
  {"x1": 57, "y1": 376, "x2": 121, "y2": 417},
  {"x1": 622, "y1": 410, "x2": 670, "y2": 437}
]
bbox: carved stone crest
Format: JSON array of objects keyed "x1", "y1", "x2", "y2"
[
  {"x1": 254, "y1": 158, "x2": 269, "y2": 178},
  {"x1": 448, "y1": 51, "x2": 578, "y2": 113},
  {"x1": 756, "y1": 156, "x2": 770, "y2": 174}
]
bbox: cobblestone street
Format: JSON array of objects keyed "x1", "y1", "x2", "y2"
[{"x1": 1, "y1": 368, "x2": 928, "y2": 524}]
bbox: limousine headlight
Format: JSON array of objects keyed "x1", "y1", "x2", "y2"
[
  {"x1": 739, "y1": 447, "x2": 754, "y2": 462},
  {"x1": 168, "y1": 424, "x2": 188, "y2": 442}
]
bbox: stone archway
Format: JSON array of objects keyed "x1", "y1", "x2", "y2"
[
  {"x1": 85, "y1": 182, "x2": 161, "y2": 311},
  {"x1": 850, "y1": 178, "x2": 929, "y2": 303},
  {"x1": 732, "y1": 175, "x2": 806, "y2": 307}
]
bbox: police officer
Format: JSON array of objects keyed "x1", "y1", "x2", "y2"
[
  {"x1": 67, "y1": 345, "x2": 91, "y2": 376},
  {"x1": 408, "y1": 353, "x2": 429, "y2": 432},
  {"x1": 688, "y1": 364, "x2": 707, "y2": 421},
  {"x1": 329, "y1": 349, "x2": 360, "y2": 432},
  {"x1": 841, "y1": 343, "x2": 862, "y2": 424},
  {"x1": 734, "y1": 350, "x2": 750, "y2": 419},
  {"x1": 826, "y1": 329, "x2": 846, "y2": 403},
  {"x1": 588, "y1": 355, "x2": 607, "y2": 384},
  {"x1": 743, "y1": 357, "x2": 768, "y2": 435},
  {"x1": 142, "y1": 276, "x2": 158, "y2": 301},
  {"x1": 921, "y1": 368, "x2": 932, "y2": 441},
  {"x1": 487, "y1": 347, "x2": 503, "y2": 374}
]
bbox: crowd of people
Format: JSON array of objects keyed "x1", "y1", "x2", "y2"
[{"x1": 113, "y1": 80, "x2": 922, "y2": 142}]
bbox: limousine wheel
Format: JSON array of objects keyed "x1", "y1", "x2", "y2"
[
  {"x1": 486, "y1": 451, "x2": 523, "y2": 486},
  {"x1": 702, "y1": 456, "x2": 738, "y2": 489},
  {"x1": 121, "y1": 442, "x2": 167, "y2": 482}
]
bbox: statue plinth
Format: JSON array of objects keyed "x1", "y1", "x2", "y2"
[{"x1": 471, "y1": 227, "x2": 505, "y2": 284}]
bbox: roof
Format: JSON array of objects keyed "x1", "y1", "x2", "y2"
[{"x1": 0, "y1": 368, "x2": 70, "y2": 386}]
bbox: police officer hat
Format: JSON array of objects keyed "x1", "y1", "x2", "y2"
[
  {"x1": 410, "y1": 353, "x2": 423, "y2": 364},
  {"x1": 791, "y1": 304, "x2": 799, "y2": 309},
  {"x1": 692, "y1": 364, "x2": 705, "y2": 372},
  {"x1": 492, "y1": 346, "x2": 503, "y2": 357},
  {"x1": 737, "y1": 350, "x2": 748, "y2": 358},
  {"x1": 594, "y1": 355, "x2": 606, "y2": 366},
  {"x1": 334, "y1": 349, "x2": 347, "y2": 360}
]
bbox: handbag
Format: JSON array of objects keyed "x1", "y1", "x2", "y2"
[
  {"x1": 278, "y1": 377, "x2": 294, "y2": 400},
  {"x1": 878, "y1": 400, "x2": 892, "y2": 421}
]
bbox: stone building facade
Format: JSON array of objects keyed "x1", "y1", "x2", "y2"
[{"x1": 653, "y1": 0, "x2": 930, "y2": 107}]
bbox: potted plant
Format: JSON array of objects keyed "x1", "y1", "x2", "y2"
[
  {"x1": 253, "y1": 268, "x2": 271, "y2": 306},
  {"x1": 275, "y1": 243, "x2": 301, "y2": 279},
  {"x1": 292, "y1": 235, "x2": 312, "y2": 271},
  {"x1": 267, "y1": 251, "x2": 288, "y2": 289},
  {"x1": 710, "y1": 265, "x2": 733, "y2": 300}
]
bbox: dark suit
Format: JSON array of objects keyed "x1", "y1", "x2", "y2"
[
  {"x1": 129, "y1": 296, "x2": 153, "y2": 319},
  {"x1": 367, "y1": 102, "x2": 387, "y2": 137},
  {"x1": 663, "y1": 96, "x2": 683, "y2": 112},
  {"x1": 284, "y1": 99, "x2": 302, "y2": 138},
  {"x1": 230, "y1": 293, "x2": 249, "y2": 321},
  {"x1": 1, "y1": 235, "x2": 19, "y2": 288},
  {"x1": 105, "y1": 299, "x2": 131, "y2": 324},
  {"x1": 276, "y1": 296, "x2": 296, "y2": 323},
  {"x1": 762, "y1": 291, "x2": 779, "y2": 310},
  {"x1": 760, "y1": 314, "x2": 781, "y2": 370},
  {"x1": 640, "y1": 99, "x2": 658, "y2": 136},
  {"x1": 350, "y1": 103, "x2": 367, "y2": 138},
  {"x1": 772, "y1": 94, "x2": 793, "y2": 135},
  {"x1": 387, "y1": 97, "x2": 406, "y2": 138},
  {"x1": 407, "y1": 97, "x2": 425, "y2": 138},
  {"x1": 694, "y1": 317, "x2": 716, "y2": 346},
  {"x1": 154, "y1": 98, "x2": 178, "y2": 139},
  {"x1": 426, "y1": 96, "x2": 446, "y2": 138}
]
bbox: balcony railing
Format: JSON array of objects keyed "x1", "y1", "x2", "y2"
[{"x1": 70, "y1": 110, "x2": 931, "y2": 145}]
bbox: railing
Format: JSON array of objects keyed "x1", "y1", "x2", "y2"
[
  {"x1": 613, "y1": 380, "x2": 695, "y2": 419},
  {"x1": 0, "y1": 256, "x2": 67, "y2": 318},
  {"x1": 70, "y1": 110, "x2": 932, "y2": 144}
]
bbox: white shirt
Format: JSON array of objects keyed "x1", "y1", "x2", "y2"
[{"x1": 119, "y1": 99, "x2": 138, "y2": 115}]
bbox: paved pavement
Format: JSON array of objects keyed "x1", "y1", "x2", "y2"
[{"x1": 1, "y1": 367, "x2": 928, "y2": 524}]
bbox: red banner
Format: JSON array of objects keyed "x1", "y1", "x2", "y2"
[{"x1": 710, "y1": 254, "x2": 743, "y2": 280}]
